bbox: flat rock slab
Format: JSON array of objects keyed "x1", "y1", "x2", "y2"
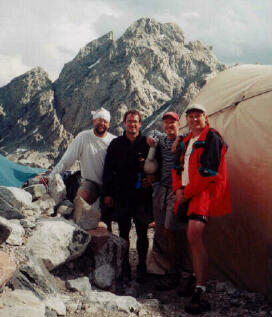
[
  {"x1": 0, "y1": 289, "x2": 45, "y2": 317},
  {"x1": 83, "y1": 290, "x2": 141, "y2": 315},
  {"x1": 0, "y1": 251, "x2": 16, "y2": 287}
]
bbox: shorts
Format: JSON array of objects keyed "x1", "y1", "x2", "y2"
[
  {"x1": 153, "y1": 185, "x2": 177, "y2": 230},
  {"x1": 77, "y1": 178, "x2": 101, "y2": 204},
  {"x1": 187, "y1": 188, "x2": 211, "y2": 217}
]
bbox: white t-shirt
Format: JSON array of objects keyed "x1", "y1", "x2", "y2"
[
  {"x1": 182, "y1": 136, "x2": 199, "y2": 186},
  {"x1": 51, "y1": 129, "x2": 116, "y2": 184}
]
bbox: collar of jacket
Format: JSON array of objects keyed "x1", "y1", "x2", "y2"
[
  {"x1": 183, "y1": 124, "x2": 210, "y2": 144},
  {"x1": 122, "y1": 130, "x2": 143, "y2": 143}
]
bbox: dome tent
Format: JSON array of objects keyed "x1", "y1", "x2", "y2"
[
  {"x1": 179, "y1": 64, "x2": 272, "y2": 296},
  {"x1": 0, "y1": 154, "x2": 46, "y2": 187}
]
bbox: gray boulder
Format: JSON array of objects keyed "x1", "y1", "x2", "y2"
[
  {"x1": 0, "y1": 197, "x2": 23, "y2": 220},
  {"x1": 93, "y1": 263, "x2": 115, "y2": 290},
  {"x1": 90, "y1": 233, "x2": 127, "y2": 290}
]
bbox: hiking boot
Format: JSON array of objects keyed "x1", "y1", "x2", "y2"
[
  {"x1": 177, "y1": 274, "x2": 196, "y2": 297},
  {"x1": 185, "y1": 287, "x2": 211, "y2": 315},
  {"x1": 155, "y1": 272, "x2": 180, "y2": 291},
  {"x1": 136, "y1": 263, "x2": 148, "y2": 283}
]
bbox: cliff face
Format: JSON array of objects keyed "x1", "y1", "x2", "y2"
[
  {"x1": 54, "y1": 18, "x2": 225, "y2": 135},
  {"x1": 0, "y1": 67, "x2": 73, "y2": 167},
  {"x1": 0, "y1": 18, "x2": 226, "y2": 164}
]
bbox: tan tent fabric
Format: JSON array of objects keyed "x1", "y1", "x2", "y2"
[{"x1": 179, "y1": 64, "x2": 272, "y2": 296}]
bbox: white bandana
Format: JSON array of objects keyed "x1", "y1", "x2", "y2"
[{"x1": 91, "y1": 107, "x2": 111, "y2": 122}]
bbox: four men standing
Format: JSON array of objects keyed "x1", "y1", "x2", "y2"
[{"x1": 51, "y1": 103, "x2": 231, "y2": 315}]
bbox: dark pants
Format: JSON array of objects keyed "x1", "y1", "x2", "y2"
[{"x1": 114, "y1": 203, "x2": 153, "y2": 266}]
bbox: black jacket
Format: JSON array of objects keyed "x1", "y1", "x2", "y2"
[{"x1": 102, "y1": 132, "x2": 152, "y2": 207}]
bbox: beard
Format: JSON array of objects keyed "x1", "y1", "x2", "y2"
[{"x1": 94, "y1": 124, "x2": 107, "y2": 136}]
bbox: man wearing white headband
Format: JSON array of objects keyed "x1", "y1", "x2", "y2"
[{"x1": 49, "y1": 107, "x2": 116, "y2": 225}]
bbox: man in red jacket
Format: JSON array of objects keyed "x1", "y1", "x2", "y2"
[{"x1": 172, "y1": 104, "x2": 231, "y2": 314}]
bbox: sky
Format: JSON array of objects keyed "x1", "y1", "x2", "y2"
[{"x1": 0, "y1": 0, "x2": 271, "y2": 87}]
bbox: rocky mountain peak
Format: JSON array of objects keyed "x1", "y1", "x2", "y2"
[
  {"x1": 75, "y1": 31, "x2": 114, "y2": 62},
  {"x1": 0, "y1": 67, "x2": 73, "y2": 167},
  {"x1": 122, "y1": 17, "x2": 185, "y2": 44},
  {"x1": 1, "y1": 66, "x2": 51, "y2": 107},
  {"x1": 54, "y1": 18, "x2": 225, "y2": 135}
]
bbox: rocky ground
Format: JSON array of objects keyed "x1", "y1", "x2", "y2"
[
  {"x1": 0, "y1": 181, "x2": 272, "y2": 317},
  {"x1": 2, "y1": 222, "x2": 272, "y2": 317}
]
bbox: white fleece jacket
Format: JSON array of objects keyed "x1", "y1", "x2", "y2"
[{"x1": 51, "y1": 129, "x2": 116, "y2": 184}]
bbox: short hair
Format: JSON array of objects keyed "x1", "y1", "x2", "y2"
[{"x1": 123, "y1": 109, "x2": 142, "y2": 123}]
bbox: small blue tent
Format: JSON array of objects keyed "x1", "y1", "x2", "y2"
[{"x1": 0, "y1": 154, "x2": 46, "y2": 187}]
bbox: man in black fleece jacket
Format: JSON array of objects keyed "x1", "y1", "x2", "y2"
[{"x1": 102, "y1": 109, "x2": 153, "y2": 283}]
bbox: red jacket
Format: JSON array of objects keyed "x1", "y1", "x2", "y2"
[{"x1": 172, "y1": 125, "x2": 231, "y2": 217}]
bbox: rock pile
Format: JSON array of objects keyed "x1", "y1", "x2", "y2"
[{"x1": 0, "y1": 179, "x2": 137, "y2": 317}]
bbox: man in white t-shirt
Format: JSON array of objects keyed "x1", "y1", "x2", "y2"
[{"x1": 49, "y1": 107, "x2": 116, "y2": 223}]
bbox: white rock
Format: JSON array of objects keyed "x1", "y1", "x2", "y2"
[
  {"x1": 26, "y1": 218, "x2": 91, "y2": 271},
  {"x1": 6, "y1": 220, "x2": 25, "y2": 246},
  {"x1": 31, "y1": 193, "x2": 55, "y2": 216},
  {"x1": 0, "y1": 186, "x2": 33, "y2": 210},
  {"x1": 43, "y1": 294, "x2": 66, "y2": 316},
  {"x1": 0, "y1": 289, "x2": 45, "y2": 317},
  {"x1": 84, "y1": 290, "x2": 141, "y2": 315},
  {"x1": 24, "y1": 184, "x2": 47, "y2": 200},
  {"x1": 0, "y1": 217, "x2": 25, "y2": 246},
  {"x1": 48, "y1": 173, "x2": 66, "y2": 204},
  {"x1": 66, "y1": 276, "x2": 92, "y2": 295}
]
